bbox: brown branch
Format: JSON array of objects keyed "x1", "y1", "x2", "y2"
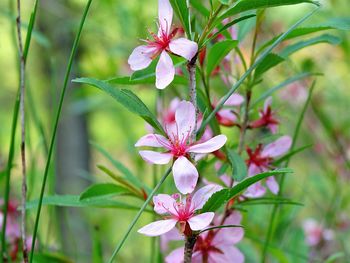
[
  {"x1": 16, "y1": 0, "x2": 28, "y2": 261},
  {"x1": 184, "y1": 234, "x2": 198, "y2": 263}
]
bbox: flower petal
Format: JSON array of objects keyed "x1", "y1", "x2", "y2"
[
  {"x1": 187, "y1": 212, "x2": 215, "y2": 231},
  {"x1": 175, "y1": 101, "x2": 196, "y2": 139},
  {"x1": 156, "y1": 51, "x2": 175, "y2": 89},
  {"x1": 139, "y1": 150, "x2": 173, "y2": 164},
  {"x1": 138, "y1": 219, "x2": 177, "y2": 236},
  {"x1": 158, "y1": 0, "x2": 173, "y2": 35},
  {"x1": 128, "y1": 45, "x2": 157, "y2": 71},
  {"x1": 248, "y1": 163, "x2": 262, "y2": 176},
  {"x1": 169, "y1": 38, "x2": 198, "y2": 61},
  {"x1": 188, "y1": 135, "x2": 227, "y2": 154},
  {"x1": 190, "y1": 184, "x2": 223, "y2": 211},
  {"x1": 266, "y1": 176, "x2": 279, "y2": 194},
  {"x1": 212, "y1": 211, "x2": 244, "y2": 245},
  {"x1": 153, "y1": 194, "x2": 177, "y2": 215},
  {"x1": 224, "y1": 93, "x2": 244, "y2": 106},
  {"x1": 172, "y1": 157, "x2": 198, "y2": 194},
  {"x1": 165, "y1": 247, "x2": 184, "y2": 263},
  {"x1": 261, "y1": 135, "x2": 292, "y2": 158},
  {"x1": 244, "y1": 182, "x2": 266, "y2": 198},
  {"x1": 135, "y1": 134, "x2": 171, "y2": 149},
  {"x1": 209, "y1": 245, "x2": 244, "y2": 263}
]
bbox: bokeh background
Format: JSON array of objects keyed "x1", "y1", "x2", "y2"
[{"x1": 0, "y1": 0, "x2": 349, "y2": 262}]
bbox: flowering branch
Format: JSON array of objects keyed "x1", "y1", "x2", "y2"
[{"x1": 184, "y1": 234, "x2": 198, "y2": 263}]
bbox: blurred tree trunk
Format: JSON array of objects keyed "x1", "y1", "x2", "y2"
[{"x1": 38, "y1": 1, "x2": 91, "y2": 260}]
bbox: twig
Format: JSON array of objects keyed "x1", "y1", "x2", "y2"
[
  {"x1": 16, "y1": 0, "x2": 28, "y2": 261},
  {"x1": 184, "y1": 234, "x2": 198, "y2": 263}
]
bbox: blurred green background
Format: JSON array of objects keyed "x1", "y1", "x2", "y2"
[{"x1": 0, "y1": 0, "x2": 349, "y2": 262}]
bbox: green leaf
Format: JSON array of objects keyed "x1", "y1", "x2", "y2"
[
  {"x1": 274, "y1": 144, "x2": 312, "y2": 165},
  {"x1": 220, "y1": 0, "x2": 318, "y2": 20},
  {"x1": 325, "y1": 252, "x2": 345, "y2": 263},
  {"x1": 254, "y1": 53, "x2": 285, "y2": 77},
  {"x1": 32, "y1": 252, "x2": 74, "y2": 263},
  {"x1": 257, "y1": 17, "x2": 350, "y2": 54},
  {"x1": 202, "y1": 168, "x2": 293, "y2": 212},
  {"x1": 169, "y1": 0, "x2": 191, "y2": 38},
  {"x1": 190, "y1": 0, "x2": 210, "y2": 17},
  {"x1": 279, "y1": 34, "x2": 341, "y2": 58},
  {"x1": 205, "y1": 14, "x2": 256, "y2": 45},
  {"x1": 79, "y1": 183, "x2": 132, "y2": 201},
  {"x1": 26, "y1": 195, "x2": 151, "y2": 212},
  {"x1": 106, "y1": 75, "x2": 188, "y2": 86},
  {"x1": 251, "y1": 72, "x2": 321, "y2": 108},
  {"x1": 90, "y1": 142, "x2": 150, "y2": 194},
  {"x1": 206, "y1": 40, "x2": 238, "y2": 76},
  {"x1": 73, "y1": 77, "x2": 164, "y2": 134},
  {"x1": 227, "y1": 150, "x2": 247, "y2": 182},
  {"x1": 237, "y1": 197, "x2": 303, "y2": 206}
]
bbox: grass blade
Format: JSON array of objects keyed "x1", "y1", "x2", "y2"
[{"x1": 29, "y1": 1, "x2": 93, "y2": 262}]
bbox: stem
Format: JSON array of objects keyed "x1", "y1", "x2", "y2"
[
  {"x1": 261, "y1": 81, "x2": 316, "y2": 263},
  {"x1": 187, "y1": 54, "x2": 198, "y2": 142},
  {"x1": 184, "y1": 234, "x2": 198, "y2": 263},
  {"x1": 1, "y1": 0, "x2": 39, "y2": 260},
  {"x1": 16, "y1": 0, "x2": 28, "y2": 261},
  {"x1": 29, "y1": 1, "x2": 93, "y2": 262},
  {"x1": 108, "y1": 168, "x2": 171, "y2": 262},
  {"x1": 238, "y1": 90, "x2": 252, "y2": 154}
]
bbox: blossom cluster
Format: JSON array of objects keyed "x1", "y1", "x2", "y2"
[{"x1": 127, "y1": 0, "x2": 293, "y2": 262}]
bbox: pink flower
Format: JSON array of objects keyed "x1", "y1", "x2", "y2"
[
  {"x1": 250, "y1": 97, "x2": 279, "y2": 134},
  {"x1": 138, "y1": 185, "x2": 222, "y2": 236},
  {"x1": 215, "y1": 93, "x2": 244, "y2": 127},
  {"x1": 245, "y1": 136, "x2": 292, "y2": 197},
  {"x1": 128, "y1": 0, "x2": 198, "y2": 89},
  {"x1": 165, "y1": 211, "x2": 244, "y2": 263},
  {"x1": 135, "y1": 101, "x2": 227, "y2": 194},
  {"x1": 302, "y1": 218, "x2": 334, "y2": 246}
]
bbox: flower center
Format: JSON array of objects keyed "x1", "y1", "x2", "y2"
[{"x1": 246, "y1": 144, "x2": 272, "y2": 169}]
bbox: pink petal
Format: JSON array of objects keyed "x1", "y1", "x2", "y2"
[
  {"x1": 212, "y1": 211, "x2": 244, "y2": 245},
  {"x1": 268, "y1": 123, "x2": 278, "y2": 134},
  {"x1": 244, "y1": 182, "x2": 266, "y2": 198},
  {"x1": 128, "y1": 45, "x2": 157, "y2": 71},
  {"x1": 187, "y1": 212, "x2": 215, "y2": 231},
  {"x1": 175, "y1": 101, "x2": 196, "y2": 139},
  {"x1": 139, "y1": 150, "x2": 173, "y2": 164},
  {"x1": 224, "y1": 93, "x2": 244, "y2": 106},
  {"x1": 165, "y1": 247, "x2": 184, "y2": 263},
  {"x1": 217, "y1": 109, "x2": 237, "y2": 123},
  {"x1": 138, "y1": 219, "x2": 177, "y2": 236},
  {"x1": 261, "y1": 135, "x2": 292, "y2": 158},
  {"x1": 169, "y1": 38, "x2": 198, "y2": 61},
  {"x1": 209, "y1": 245, "x2": 244, "y2": 263},
  {"x1": 248, "y1": 163, "x2": 262, "y2": 176},
  {"x1": 190, "y1": 184, "x2": 223, "y2": 211},
  {"x1": 266, "y1": 176, "x2": 279, "y2": 194},
  {"x1": 153, "y1": 194, "x2": 177, "y2": 215},
  {"x1": 158, "y1": 0, "x2": 173, "y2": 35},
  {"x1": 172, "y1": 157, "x2": 198, "y2": 194},
  {"x1": 156, "y1": 51, "x2": 175, "y2": 89},
  {"x1": 188, "y1": 135, "x2": 227, "y2": 154},
  {"x1": 135, "y1": 134, "x2": 171, "y2": 149}
]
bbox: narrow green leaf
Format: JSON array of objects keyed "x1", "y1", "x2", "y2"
[
  {"x1": 206, "y1": 40, "x2": 238, "y2": 75},
  {"x1": 169, "y1": 0, "x2": 191, "y2": 38},
  {"x1": 227, "y1": 150, "x2": 247, "y2": 182},
  {"x1": 106, "y1": 75, "x2": 188, "y2": 86},
  {"x1": 202, "y1": 168, "x2": 293, "y2": 212},
  {"x1": 32, "y1": 252, "x2": 74, "y2": 263},
  {"x1": 190, "y1": 0, "x2": 210, "y2": 17},
  {"x1": 220, "y1": 0, "x2": 318, "y2": 20},
  {"x1": 280, "y1": 34, "x2": 341, "y2": 58},
  {"x1": 257, "y1": 18, "x2": 350, "y2": 54},
  {"x1": 26, "y1": 195, "x2": 149, "y2": 211},
  {"x1": 254, "y1": 53, "x2": 285, "y2": 77},
  {"x1": 251, "y1": 72, "x2": 321, "y2": 108},
  {"x1": 73, "y1": 77, "x2": 165, "y2": 135},
  {"x1": 79, "y1": 183, "x2": 132, "y2": 201},
  {"x1": 274, "y1": 144, "x2": 312, "y2": 165},
  {"x1": 237, "y1": 197, "x2": 303, "y2": 206}
]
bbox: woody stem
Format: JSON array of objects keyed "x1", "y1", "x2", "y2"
[{"x1": 184, "y1": 234, "x2": 198, "y2": 263}]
